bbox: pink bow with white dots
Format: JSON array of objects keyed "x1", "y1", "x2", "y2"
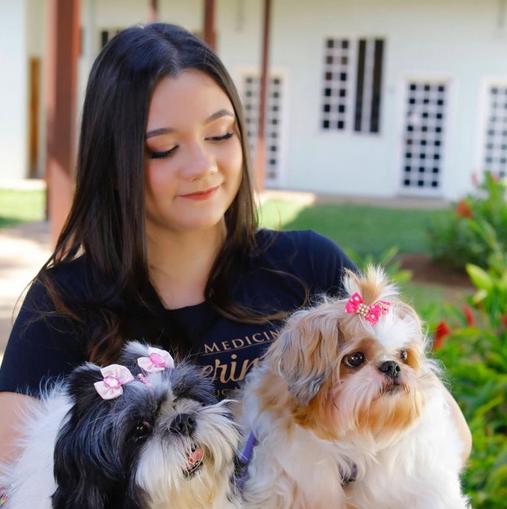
[
  {"x1": 345, "y1": 292, "x2": 390, "y2": 325},
  {"x1": 137, "y1": 347, "x2": 175, "y2": 373},
  {"x1": 94, "y1": 364, "x2": 135, "y2": 400}
]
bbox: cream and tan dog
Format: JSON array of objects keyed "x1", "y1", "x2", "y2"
[{"x1": 240, "y1": 266, "x2": 469, "y2": 509}]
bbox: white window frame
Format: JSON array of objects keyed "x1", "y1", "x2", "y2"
[
  {"x1": 235, "y1": 66, "x2": 290, "y2": 189},
  {"x1": 319, "y1": 35, "x2": 386, "y2": 136},
  {"x1": 476, "y1": 77, "x2": 507, "y2": 180},
  {"x1": 395, "y1": 74, "x2": 454, "y2": 198}
]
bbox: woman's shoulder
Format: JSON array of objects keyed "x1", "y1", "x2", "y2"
[
  {"x1": 43, "y1": 254, "x2": 94, "y2": 289},
  {"x1": 0, "y1": 256, "x2": 93, "y2": 397},
  {"x1": 253, "y1": 228, "x2": 357, "y2": 295},
  {"x1": 255, "y1": 228, "x2": 350, "y2": 262},
  {"x1": 33, "y1": 254, "x2": 104, "y2": 304}
]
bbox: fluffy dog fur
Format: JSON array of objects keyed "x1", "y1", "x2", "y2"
[
  {"x1": 0, "y1": 341, "x2": 241, "y2": 509},
  {"x1": 240, "y1": 267, "x2": 470, "y2": 509}
]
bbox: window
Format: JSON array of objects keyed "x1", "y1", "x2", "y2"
[
  {"x1": 242, "y1": 74, "x2": 284, "y2": 185},
  {"x1": 482, "y1": 85, "x2": 507, "y2": 178},
  {"x1": 401, "y1": 81, "x2": 448, "y2": 191},
  {"x1": 321, "y1": 39, "x2": 352, "y2": 131},
  {"x1": 321, "y1": 37, "x2": 385, "y2": 133}
]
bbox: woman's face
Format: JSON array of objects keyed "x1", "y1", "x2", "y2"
[{"x1": 144, "y1": 70, "x2": 243, "y2": 235}]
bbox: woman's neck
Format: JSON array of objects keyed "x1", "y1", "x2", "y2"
[{"x1": 146, "y1": 223, "x2": 226, "y2": 309}]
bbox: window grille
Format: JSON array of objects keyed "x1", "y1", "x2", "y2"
[
  {"x1": 401, "y1": 82, "x2": 447, "y2": 191},
  {"x1": 321, "y1": 37, "x2": 384, "y2": 134},
  {"x1": 483, "y1": 85, "x2": 507, "y2": 178},
  {"x1": 242, "y1": 74, "x2": 284, "y2": 185}
]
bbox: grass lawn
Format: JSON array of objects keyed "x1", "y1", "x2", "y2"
[
  {"x1": 0, "y1": 188, "x2": 45, "y2": 228},
  {"x1": 259, "y1": 198, "x2": 448, "y2": 257},
  {"x1": 258, "y1": 197, "x2": 469, "y2": 314}
]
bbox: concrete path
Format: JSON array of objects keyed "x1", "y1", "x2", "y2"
[{"x1": 0, "y1": 221, "x2": 51, "y2": 362}]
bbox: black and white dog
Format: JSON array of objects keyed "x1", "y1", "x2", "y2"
[{"x1": 0, "y1": 342, "x2": 241, "y2": 509}]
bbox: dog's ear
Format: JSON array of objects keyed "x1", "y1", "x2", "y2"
[
  {"x1": 52, "y1": 364, "x2": 131, "y2": 509},
  {"x1": 64, "y1": 362, "x2": 110, "y2": 415},
  {"x1": 267, "y1": 303, "x2": 341, "y2": 405},
  {"x1": 52, "y1": 483, "x2": 109, "y2": 509},
  {"x1": 52, "y1": 414, "x2": 128, "y2": 509}
]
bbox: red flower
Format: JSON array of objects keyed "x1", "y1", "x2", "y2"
[
  {"x1": 434, "y1": 321, "x2": 451, "y2": 350},
  {"x1": 501, "y1": 315, "x2": 507, "y2": 327},
  {"x1": 463, "y1": 305, "x2": 475, "y2": 327},
  {"x1": 456, "y1": 200, "x2": 473, "y2": 219}
]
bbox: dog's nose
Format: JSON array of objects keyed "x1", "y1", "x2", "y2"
[
  {"x1": 170, "y1": 413, "x2": 196, "y2": 436},
  {"x1": 378, "y1": 361, "x2": 401, "y2": 379}
]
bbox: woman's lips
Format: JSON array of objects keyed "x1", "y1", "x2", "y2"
[{"x1": 179, "y1": 186, "x2": 219, "y2": 201}]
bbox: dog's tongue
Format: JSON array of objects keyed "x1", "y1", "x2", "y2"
[{"x1": 187, "y1": 447, "x2": 204, "y2": 467}]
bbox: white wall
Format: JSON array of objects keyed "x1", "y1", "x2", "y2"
[
  {"x1": 12, "y1": 0, "x2": 507, "y2": 198},
  {"x1": 217, "y1": 0, "x2": 507, "y2": 199},
  {"x1": 0, "y1": 0, "x2": 28, "y2": 180},
  {"x1": 77, "y1": 0, "x2": 204, "y2": 119}
]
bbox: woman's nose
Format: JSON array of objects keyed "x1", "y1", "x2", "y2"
[{"x1": 180, "y1": 142, "x2": 216, "y2": 180}]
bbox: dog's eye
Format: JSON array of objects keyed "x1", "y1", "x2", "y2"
[
  {"x1": 134, "y1": 420, "x2": 153, "y2": 441},
  {"x1": 400, "y1": 350, "x2": 408, "y2": 362},
  {"x1": 344, "y1": 352, "x2": 365, "y2": 368}
]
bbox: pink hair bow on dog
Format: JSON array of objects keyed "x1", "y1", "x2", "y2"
[
  {"x1": 345, "y1": 292, "x2": 390, "y2": 325},
  {"x1": 137, "y1": 347, "x2": 175, "y2": 373},
  {"x1": 94, "y1": 364, "x2": 135, "y2": 400}
]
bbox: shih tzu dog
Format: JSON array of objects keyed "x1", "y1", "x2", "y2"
[
  {"x1": 1, "y1": 341, "x2": 241, "y2": 509},
  {"x1": 240, "y1": 266, "x2": 470, "y2": 509}
]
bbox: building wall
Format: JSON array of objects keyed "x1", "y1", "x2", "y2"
[
  {"x1": 78, "y1": 0, "x2": 203, "y2": 106},
  {"x1": 0, "y1": 0, "x2": 28, "y2": 180},
  {"x1": 218, "y1": 0, "x2": 507, "y2": 199},
  {"x1": 6, "y1": 0, "x2": 507, "y2": 198}
]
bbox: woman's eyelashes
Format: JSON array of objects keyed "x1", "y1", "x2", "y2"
[
  {"x1": 148, "y1": 131, "x2": 234, "y2": 159},
  {"x1": 208, "y1": 131, "x2": 234, "y2": 142},
  {"x1": 150, "y1": 146, "x2": 178, "y2": 159}
]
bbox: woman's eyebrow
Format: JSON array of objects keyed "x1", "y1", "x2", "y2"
[
  {"x1": 204, "y1": 108, "x2": 235, "y2": 124},
  {"x1": 145, "y1": 109, "x2": 235, "y2": 139}
]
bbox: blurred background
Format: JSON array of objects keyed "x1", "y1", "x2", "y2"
[{"x1": 0, "y1": 0, "x2": 506, "y2": 506}]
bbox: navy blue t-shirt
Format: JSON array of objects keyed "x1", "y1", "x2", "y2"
[{"x1": 0, "y1": 229, "x2": 355, "y2": 399}]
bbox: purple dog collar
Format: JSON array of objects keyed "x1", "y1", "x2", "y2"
[{"x1": 239, "y1": 431, "x2": 257, "y2": 464}]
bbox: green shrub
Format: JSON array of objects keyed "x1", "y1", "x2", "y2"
[
  {"x1": 428, "y1": 173, "x2": 507, "y2": 270},
  {"x1": 346, "y1": 246, "x2": 412, "y2": 284},
  {"x1": 429, "y1": 227, "x2": 507, "y2": 508}
]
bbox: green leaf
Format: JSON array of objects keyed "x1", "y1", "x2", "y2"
[{"x1": 467, "y1": 264, "x2": 493, "y2": 291}]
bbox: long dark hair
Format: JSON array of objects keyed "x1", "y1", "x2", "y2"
[{"x1": 40, "y1": 23, "x2": 272, "y2": 363}]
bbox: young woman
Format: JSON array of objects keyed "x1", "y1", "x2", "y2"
[{"x1": 0, "y1": 23, "x2": 470, "y2": 470}]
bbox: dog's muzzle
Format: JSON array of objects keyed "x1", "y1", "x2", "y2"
[
  {"x1": 170, "y1": 413, "x2": 196, "y2": 437},
  {"x1": 378, "y1": 361, "x2": 401, "y2": 380}
]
